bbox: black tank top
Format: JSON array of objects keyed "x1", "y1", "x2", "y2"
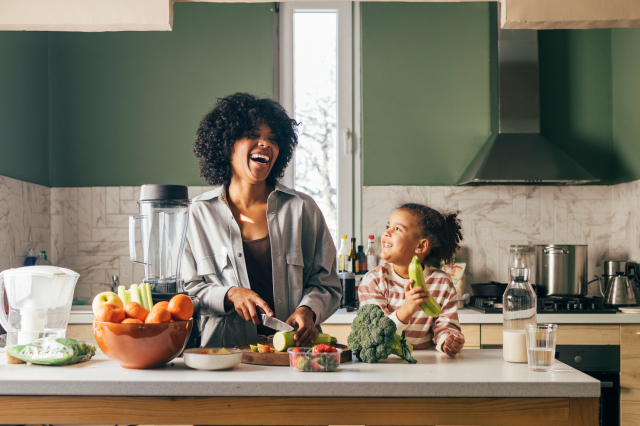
[{"x1": 242, "y1": 235, "x2": 276, "y2": 336}]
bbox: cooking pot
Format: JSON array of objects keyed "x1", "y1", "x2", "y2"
[
  {"x1": 471, "y1": 282, "x2": 539, "y2": 297},
  {"x1": 535, "y1": 244, "x2": 588, "y2": 297}
]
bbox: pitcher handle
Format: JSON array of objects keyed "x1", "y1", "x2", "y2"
[
  {"x1": 129, "y1": 215, "x2": 147, "y2": 264},
  {"x1": 0, "y1": 274, "x2": 10, "y2": 334}
]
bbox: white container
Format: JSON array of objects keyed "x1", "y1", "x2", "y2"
[{"x1": 183, "y1": 348, "x2": 243, "y2": 370}]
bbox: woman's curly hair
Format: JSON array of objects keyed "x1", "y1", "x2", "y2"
[
  {"x1": 398, "y1": 203, "x2": 463, "y2": 267},
  {"x1": 194, "y1": 93, "x2": 298, "y2": 186}
]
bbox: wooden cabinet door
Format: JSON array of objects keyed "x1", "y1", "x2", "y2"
[
  {"x1": 481, "y1": 324, "x2": 620, "y2": 346},
  {"x1": 66, "y1": 324, "x2": 98, "y2": 346},
  {"x1": 621, "y1": 325, "x2": 640, "y2": 426}
]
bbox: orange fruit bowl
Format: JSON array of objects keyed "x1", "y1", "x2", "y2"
[{"x1": 93, "y1": 318, "x2": 193, "y2": 369}]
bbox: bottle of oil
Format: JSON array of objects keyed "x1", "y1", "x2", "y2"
[
  {"x1": 337, "y1": 235, "x2": 349, "y2": 273},
  {"x1": 348, "y1": 238, "x2": 358, "y2": 273}
]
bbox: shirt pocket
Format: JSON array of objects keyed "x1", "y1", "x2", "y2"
[
  {"x1": 196, "y1": 252, "x2": 238, "y2": 287},
  {"x1": 286, "y1": 250, "x2": 305, "y2": 289}
]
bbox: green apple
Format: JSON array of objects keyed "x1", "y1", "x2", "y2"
[{"x1": 92, "y1": 291, "x2": 124, "y2": 317}]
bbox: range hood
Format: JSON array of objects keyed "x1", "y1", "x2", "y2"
[{"x1": 456, "y1": 13, "x2": 599, "y2": 186}]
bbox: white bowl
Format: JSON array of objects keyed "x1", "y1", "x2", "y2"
[{"x1": 183, "y1": 348, "x2": 243, "y2": 370}]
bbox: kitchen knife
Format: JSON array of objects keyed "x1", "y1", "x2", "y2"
[{"x1": 260, "y1": 313, "x2": 294, "y2": 332}]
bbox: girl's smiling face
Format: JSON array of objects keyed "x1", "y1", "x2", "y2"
[
  {"x1": 380, "y1": 209, "x2": 429, "y2": 266},
  {"x1": 230, "y1": 122, "x2": 279, "y2": 184}
]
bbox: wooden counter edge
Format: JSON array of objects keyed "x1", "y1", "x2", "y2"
[{"x1": 0, "y1": 396, "x2": 598, "y2": 426}]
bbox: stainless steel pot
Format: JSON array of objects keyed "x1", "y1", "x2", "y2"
[{"x1": 535, "y1": 245, "x2": 588, "y2": 296}]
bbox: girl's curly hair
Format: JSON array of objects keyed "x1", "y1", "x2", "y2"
[
  {"x1": 194, "y1": 93, "x2": 298, "y2": 186},
  {"x1": 398, "y1": 203, "x2": 463, "y2": 267}
]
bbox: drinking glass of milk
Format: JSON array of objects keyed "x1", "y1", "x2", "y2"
[{"x1": 503, "y1": 263, "x2": 537, "y2": 363}]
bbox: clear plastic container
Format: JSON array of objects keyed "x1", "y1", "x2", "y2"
[{"x1": 288, "y1": 347, "x2": 342, "y2": 372}]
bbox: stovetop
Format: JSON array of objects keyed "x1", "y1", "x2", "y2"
[{"x1": 467, "y1": 296, "x2": 618, "y2": 314}]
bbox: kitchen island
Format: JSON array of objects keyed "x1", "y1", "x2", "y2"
[{"x1": 0, "y1": 348, "x2": 599, "y2": 425}]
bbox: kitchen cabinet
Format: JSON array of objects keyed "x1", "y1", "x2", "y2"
[
  {"x1": 66, "y1": 325, "x2": 98, "y2": 346},
  {"x1": 621, "y1": 325, "x2": 640, "y2": 426},
  {"x1": 480, "y1": 324, "x2": 621, "y2": 346}
]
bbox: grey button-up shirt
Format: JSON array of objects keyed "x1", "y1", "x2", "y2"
[{"x1": 182, "y1": 182, "x2": 341, "y2": 347}]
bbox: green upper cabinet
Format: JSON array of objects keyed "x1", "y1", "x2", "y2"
[
  {"x1": 0, "y1": 32, "x2": 49, "y2": 186},
  {"x1": 361, "y1": 2, "x2": 494, "y2": 186},
  {"x1": 48, "y1": 2, "x2": 273, "y2": 187}
]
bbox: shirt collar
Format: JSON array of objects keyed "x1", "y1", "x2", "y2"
[{"x1": 196, "y1": 181, "x2": 300, "y2": 202}]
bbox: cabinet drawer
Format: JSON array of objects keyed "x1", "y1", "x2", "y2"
[
  {"x1": 461, "y1": 324, "x2": 480, "y2": 349},
  {"x1": 481, "y1": 324, "x2": 620, "y2": 346},
  {"x1": 321, "y1": 324, "x2": 351, "y2": 345},
  {"x1": 621, "y1": 325, "x2": 640, "y2": 426}
]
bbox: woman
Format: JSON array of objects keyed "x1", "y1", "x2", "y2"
[{"x1": 183, "y1": 93, "x2": 341, "y2": 348}]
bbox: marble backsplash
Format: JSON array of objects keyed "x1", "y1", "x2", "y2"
[
  {"x1": 363, "y1": 184, "x2": 640, "y2": 287},
  {"x1": 2, "y1": 172, "x2": 639, "y2": 302}
]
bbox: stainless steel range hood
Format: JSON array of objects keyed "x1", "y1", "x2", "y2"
[{"x1": 456, "y1": 12, "x2": 599, "y2": 186}]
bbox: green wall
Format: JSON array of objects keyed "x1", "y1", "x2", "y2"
[
  {"x1": 0, "y1": 32, "x2": 49, "y2": 186},
  {"x1": 361, "y1": 2, "x2": 494, "y2": 186},
  {"x1": 538, "y1": 30, "x2": 614, "y2": 185},
  {"x1": 612, "y1": 29, "x2": 640, "y2": 184},
  {"x1": 48, "y1": 2, "x2": 273, "y2": 187}
]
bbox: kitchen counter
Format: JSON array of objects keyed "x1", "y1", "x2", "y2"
[
  {"x1": 0, "y1": 349, "x2": 599, "y2": 398},
  {"x1": 323, "y1": 307, "x2": 640, "y2": 325},
  {"x1": 0, "y1": 348, "x2": 601, "y2": 425}
]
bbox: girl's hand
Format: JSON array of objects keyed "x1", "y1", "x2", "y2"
[
  {"x1": 443, "y1": 335, "x2": 465, "y2": 357},
  {"x1": 396, "y1": 280, "x2": 431, "y2": 323}
]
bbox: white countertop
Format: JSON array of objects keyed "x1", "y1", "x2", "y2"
[
  {"x1": 0, "y1": 349, "x2": 599, "y2": 398},
  {"x1": 323, "y1": 307, "x2": 640, "y2": 325}
]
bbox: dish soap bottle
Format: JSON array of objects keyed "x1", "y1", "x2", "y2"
[
  {"x1": 24, "y1": 248, "x2": 37, "y2": 266},
  {"x1": 35, "y1": 250, "x2": 52, "y2": 266}
]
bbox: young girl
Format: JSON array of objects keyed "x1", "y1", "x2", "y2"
[{"x1": 358, "y1": 203, "x2": 465, "y2": 356}]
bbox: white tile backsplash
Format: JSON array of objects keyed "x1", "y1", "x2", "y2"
[{"x1": 2, "y1": 172, "x2": 640, "y2": 303}]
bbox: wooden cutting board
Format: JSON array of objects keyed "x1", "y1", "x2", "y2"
[{"x1": 234, "y1": 343, "x2": 352, "y2": 366}]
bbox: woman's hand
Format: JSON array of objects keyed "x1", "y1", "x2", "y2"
[
  {"x1": 396, "y1": 280, "x2": 431, "y2": 324},
  {"x1": 286, "y1": 307, "x2": 318, "y2": 347},
  {"x1": 442, "y1": 335, "x2": 465, "y2": 357},
  {"x1": 225, "y1": 287, "x2": 274, "y2": 325}
]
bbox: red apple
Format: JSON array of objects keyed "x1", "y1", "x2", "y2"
[{"x1": 92, "y1": 291, "x2": 124, "y2": 317}]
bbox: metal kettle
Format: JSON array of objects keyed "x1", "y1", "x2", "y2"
[{"x1": 602, "y1": 262, "x2": 640, "y2": 308}]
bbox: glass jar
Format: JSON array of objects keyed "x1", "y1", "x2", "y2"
[{"x1": 503, "y1": 267, "x2": 537, "y2": 363}]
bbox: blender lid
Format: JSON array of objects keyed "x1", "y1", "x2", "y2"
[
  {"x1": 139, "y1": 184, "x2": 189, "y2": 201},
  {"x1": 1, "y1": 265, "x2": 80, "y2": 277}
]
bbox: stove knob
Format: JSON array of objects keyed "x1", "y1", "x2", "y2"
[
  {"x1": 579, "y1": 302, "x2": 587, "y2": 310},
  {"x1": 574, "y1": 355, "x2": 583, "y2": 364}
]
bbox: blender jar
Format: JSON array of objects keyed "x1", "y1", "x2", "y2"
[{"x1": 129, "y1": 185, "x2": 190, "y2": 294}]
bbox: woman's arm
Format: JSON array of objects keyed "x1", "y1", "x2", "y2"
[{"x1": 182, "y1": 239, "x2": 235, "y2": 316}]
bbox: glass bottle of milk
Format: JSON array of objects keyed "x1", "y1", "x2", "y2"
[{"x1": 503, "y1": 267, "x2": 537, "y2": 363}]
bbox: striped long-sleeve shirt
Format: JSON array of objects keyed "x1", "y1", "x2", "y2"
[{"x1": 358, "y1": 263, "x2": 463, "y2": 351}]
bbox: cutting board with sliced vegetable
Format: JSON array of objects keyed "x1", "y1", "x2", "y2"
[{"x1": 235, "y1": 343, "x2": 351, "y2": 366}]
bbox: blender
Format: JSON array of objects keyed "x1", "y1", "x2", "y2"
[
  {"x1": 129, "y1": 184, "x2": 190, "y2": 294},
  {"x1": 0, "y1": 266, "x2": 79, "y2": 347}
]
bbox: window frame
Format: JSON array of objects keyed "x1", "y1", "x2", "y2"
[{"x1": 277, "y1": 1, "x2": 361, "y2": 244}]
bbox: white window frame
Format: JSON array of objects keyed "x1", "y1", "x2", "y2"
[{"x1": 278, "y1": 1, "x2": 361, "y2": 243}]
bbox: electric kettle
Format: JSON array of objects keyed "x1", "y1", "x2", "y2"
[
  {"x1": 602, "y1": 262, "x2": 640, "y2": 308},
  {"x1": 0, "y1": 266, "x2": 79, "y2": 346}
]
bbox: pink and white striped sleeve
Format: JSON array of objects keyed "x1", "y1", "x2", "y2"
[
  {"x1": 428, "y1": 273, "x2": 464, "y2": 352},
  {"x1": 357, "y1": 268, "x2": 391, "y2": 315}
]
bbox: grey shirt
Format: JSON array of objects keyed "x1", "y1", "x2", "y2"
[{"x1": 182, "y1": 182, "x2": 341, "y2": 347}]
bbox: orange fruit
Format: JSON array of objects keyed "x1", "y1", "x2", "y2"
[
  {"x1": 168, "y1": 294, "x2": 194, "y2": 321},
  {"x1": 145, "y1": 306, "x2": 171, "y2": 323},
  {"x1": 124, "y1": 302, "x2": 149, "y2": 322},
  {"x1": 153, "y1": 301, "x2": 170, "y2": 311},
  {"x1": 95, "y1": 303, "x2": 125, "y2": 323},
  {"x1": 122, "y1": 318, "x2": 143, "y2": 324}
]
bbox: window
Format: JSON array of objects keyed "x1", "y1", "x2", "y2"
[{"x1": 278, "y1": 1, "x2": 361, "y2": 245}]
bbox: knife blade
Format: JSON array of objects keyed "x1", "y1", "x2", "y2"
[{"x1": 260, "y1": 313, "x2": 294, "y2": 332}]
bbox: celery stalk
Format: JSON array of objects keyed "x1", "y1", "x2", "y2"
[
  {"x1": 140, "y1": 284, "x2": 150, "y2": 311},
  {"x1": 124, "y1": 289, "x2": 131, "y2": 305},
  {"x1": 144, "y1": 283, "x2": 153, "y2": 310},
  {"x1": 130, "y1": 284, "x2": 141, "y2": 305},
  {"x1": 117, "y1": 286, "x2": 126, "y2": 304}
]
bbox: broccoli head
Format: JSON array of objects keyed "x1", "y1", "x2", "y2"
[{"x1": 346, "y1": 304, "x2": 417, "y2": 364}]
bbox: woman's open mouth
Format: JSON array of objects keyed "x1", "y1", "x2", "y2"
[{"x1": 250, "y1": 153, "x2": 270, "y2": 165}]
